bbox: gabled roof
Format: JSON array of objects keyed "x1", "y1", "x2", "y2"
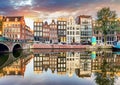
[{"x1": 3, "y1": 16, "x2": 24, "y2": 22}]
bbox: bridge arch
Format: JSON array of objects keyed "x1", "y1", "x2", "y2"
[
  {"x1": 0, "y1": 43, "x2": 9, "y2": 53},
  {"x1": 12, "y1": 43, "x2": 22, "y2": 52}
]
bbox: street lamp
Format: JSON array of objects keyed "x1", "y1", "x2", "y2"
[{"x1": 0, "y1": 31, "x2": 1, "y2": 36}]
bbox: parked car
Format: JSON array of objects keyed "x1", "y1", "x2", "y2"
[
  {"x1": 71, "y1": 42, "x2": 80, "y2": 45},
  {"x1": 81, "y1": 40, "x2": 91, "y2": 45},
  {"x1": 59, "y1": 42, "x2": 67, "y2": 45}
]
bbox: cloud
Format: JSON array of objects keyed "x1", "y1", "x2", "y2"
[{"x1": 0, "y1": 0, "x2": 120, "y2": 19}]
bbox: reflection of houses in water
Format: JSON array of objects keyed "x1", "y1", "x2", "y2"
[
  {"x1": 92, "y1": 50, "x2": 115, "y2": 72},
  {"x1": 33, "y1": 50, "x2": 120, "y2": 78},
  {"x1": 57, "y1": 52, "x2": 66, "y2": 75},
  {"x1": 1, "y1": 54, "x2": 33, "y2": 76},
  {"x1": 3, "y1": 59, "x2": 24, "y2": 75},
  {"x1": 34, "y1": 53, "x2": 44, "y2": 74},
  {"x1": 49, "y1": 53, "x2": 57, "y2": 73},
  {"x1": 33, "y1": 51, "x2": 92, "y2": 77},
  {"x1": 34, "y1": 53, "x2": 58, "y2": 74},
  {"x1": 66, "y1": 52, "x2": 80, "y2": 77},
  {"x1": 79, "y1": 52, "x2": 92, "y2": 77},
  {"x1": 92, "y1": 50, "x2": 120, "y2": 77},
  {"x1": 43, "y1": 53, "x2": 50, "y2": 71}
]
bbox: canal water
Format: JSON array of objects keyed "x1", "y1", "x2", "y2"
[{"x1": 0, "y1": 49, "x2": 120, "y2": 85}]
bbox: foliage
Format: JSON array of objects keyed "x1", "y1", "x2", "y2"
[
  {"x1": 96, "y1": 7, "x2": 119, "y2": 34},
  {"x1": 95, "y1": 7, "x2": 120, "y2": 44},
  {"x1": 95, "y1": 59, "x2": 116, "y2": 85}
]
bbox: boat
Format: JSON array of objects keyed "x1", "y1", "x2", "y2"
[{"x1": 112, "y1": 41, "x2": 120, "y2": 51}]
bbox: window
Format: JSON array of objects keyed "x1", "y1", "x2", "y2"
[
  {"x1": 64, "y1": 31, "x2": 66, "y2": 35},
  {"x1": 58, "y1": 22, "x2": 61, "y2": 24},
  {"x1": 58, "y1": 26, "x2": 61, "y2": 29},
  {"x1": 76, "y1": 31, "x2": 79, "y2": 35},
  {"x1": 73, "y1": 27, "x2": 75, "y2": 30},
  {"x1": 68, "y1": 22, "x2": 69, "y2": 25},
  {"x1": 37, "y1": 23, "x2": 39, "y2": 25},
  {"x1": 37, "y1": 27, "x2": 39, "y2": 31},
  {"x1": 67, "y1": 27, "x2": 69, "y2": 30},
  {"x1": 15, "y1": 18, "x2": 18, "y2": 21},
  {"x1": 67, "y1": 31, "x2": 69, "y2": 35},
  {"x1": 85, "y1": 25, "x2": 88, "y2": 30},
  {"x1": 6, "y1": 18, "x2": 9, "y2": 22},
  {"x1": 40, "y1": 32, "x2": 42, "y2": 36},
  {"x1": 63, "y1": 26, "x2": 66, "y2": 29},
  {"x1": 34, "y1": 22, "x2": 36, "y2": 25},
  {"x1": 64, "y1": 22, "x2": 66, "y2": 24},
  {"x1": 76, "y1": 28, "x2": 79, "y2": 30},
  {"x1": 37, "y1": 32, "x2": 39, "y2": 36},
  {"x1": 73, "y1": 31, "x2": 74, "y2": 35}
]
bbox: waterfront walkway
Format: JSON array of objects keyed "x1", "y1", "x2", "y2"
[
  {"x1": 31, "y1": 43, "x2": 88, "y2": 49},
  {"x1": 31, "y1": 43, "x2": 112, "y2": 51}
]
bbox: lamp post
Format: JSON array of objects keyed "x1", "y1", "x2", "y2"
[
  {"x1": 0, "y1": 31, "x2": 1, "y2": 36},
  {"x1": 17, "y1": 34, "x2": 20, "y2": 42}
]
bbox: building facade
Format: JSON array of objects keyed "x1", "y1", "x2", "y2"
[
  {"x1": 57, "y1": 17, "x2": 67, "y2": 43},
  {"x1": 67, "y1": 16, "x2": 80, "y2": 44},
  {"x1": 34, "y1": 19, "x2": 43, "y2": 42},
  {"x1": 43, "y1": 21, "x2": 50, "y2": 43},
  {"x1": 0, "y1": 16, "x2": 3, "y2": 36},
  {"x1": 34, "y1": 53, "x2": 43, "y2": 74},
  {"x1": 24, "y1": 25, "x2": 34, "y2": 41},
  {"x1": 2, "y1": 16, "x2": 26, "y2": 40},
  {"x1": 79, "y1": 52, "x2": 92, "y2": 77},
  {"x1": 92, "y1": 21, "x2": 103, "y2": 44},
  {"x1": 66, "y1": 52, "x2": 80, "y2": 77},
  {"x1": 57, "y1": 52, "x2": 66, "y2": 75},
  {"x1": 93, "y1": 20, "x2": 117, "y2": 45},
  {"x1": 49, "y1": 20, "x2": 58, "y2": 43},
  {"x1": 76, "y1": 15, "x2": 92, "y2": 42},
  {"x1": 49, "y1": 53, "x2": 57, "y2": 73},
  {"x1": 116, "y1": 19, "x2": 120, "y2": 41}
]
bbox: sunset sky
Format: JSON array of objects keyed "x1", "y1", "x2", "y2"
[{"x1": 1, "y1": 0, "x2": 120, "y2": 28}]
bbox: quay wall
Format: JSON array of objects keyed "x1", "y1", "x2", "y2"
[
  {"x1": 31, "y1": 43, "x2": 88, "y2": 49},
  {"x1": 31, "y1": 43, "x2": 112, "y2": 50}
]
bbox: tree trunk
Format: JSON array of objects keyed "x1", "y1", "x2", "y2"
[{"x1": 104, "y1": 35, "x2": 107, "y2": 46}]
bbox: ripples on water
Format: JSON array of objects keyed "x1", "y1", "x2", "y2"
[{"x1": 0, "y1": 49, "x2": 120, "y2": 85}]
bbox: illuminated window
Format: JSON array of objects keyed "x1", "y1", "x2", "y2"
[
  {"x1": 6, "y1": 18, "x2": 9, "y2": 22},
  {"x1": 15, "y1": 18, "x2": 18, "y2": 21}
]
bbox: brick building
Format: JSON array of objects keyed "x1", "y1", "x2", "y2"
[
  {"x1": 43, "y1": 21, "x2": 50, "y2": 43},
  {"x1": 34, "y1": 19, "x2": 43, "y2": 42},
  {"x1": 2, "y1": 16, "x2": 26, "y2": 40},
  {"x1": 49, "y1": 20, "x2": 58, "y2": 43},
  {"x1": 57, "y1": 17, "x2": 67, "y2": 43}
]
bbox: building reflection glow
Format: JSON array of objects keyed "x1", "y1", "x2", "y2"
[
  {"x1": 33, "y1": 49, "x2": 120, "y2": 79},
  {"x1": 0, "y1": 49, "x2": 120, "y2": 81}
]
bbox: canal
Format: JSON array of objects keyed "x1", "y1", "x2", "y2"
[{"x1": 0, "y1": 49, "x2": 120, "y2": 85}]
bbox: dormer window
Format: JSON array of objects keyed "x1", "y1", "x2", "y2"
[
  {"x1": 6, "y1": 18, "x2": 9, "y2": 22},
  {"x1": 15, "y1": 18, "x2": 18, "y2": 21}
]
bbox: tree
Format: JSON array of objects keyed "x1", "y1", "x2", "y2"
[
  {"x1": 95, "y1": 56, "x2": 116, "y2": 85},
  {"x1": 95, "y1": 7, "x2": 120, "y2": 45}
]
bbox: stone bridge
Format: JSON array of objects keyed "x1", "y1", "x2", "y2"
[
  {"x1": 0, "y1": 41, "x2": 31, "y2": 53},
  {"x1": 0, "y1": 52, "x2": 22, "y2": 69}
]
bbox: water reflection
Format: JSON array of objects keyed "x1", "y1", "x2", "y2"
[
  {"x1": 33, "y1": 50, "x2": 93, "y2": 78},
  {"x1": 0, "y1": 50, "x2": 33, "y2": 77},
  {"x1": 93, "y1": 50, "x2": 120, "y2": 85},
  {"x1": 0, "y1": 49, "x2": 120, "y2": 85},
  {"x1": 33, "y1": 49, "x2": 120, "y2": 85}
]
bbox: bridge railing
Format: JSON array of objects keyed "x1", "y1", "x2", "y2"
[{"x1": 0, "y1": 36, "x2": 33, "y2": 43}]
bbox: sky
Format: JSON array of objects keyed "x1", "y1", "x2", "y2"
[{"x1": 1, "y1": 0, "x2": 120, "y2": 28}]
